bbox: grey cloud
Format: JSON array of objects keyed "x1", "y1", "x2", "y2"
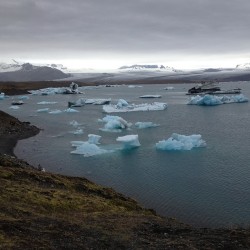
[{"x1": 1, "y1": 0, "x2": 250, "y2": 63}]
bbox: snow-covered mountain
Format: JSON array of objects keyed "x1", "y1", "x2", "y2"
[
  {"x1": 0, "y1": 61, "x2": 70, "y2": 81},
  {"x1": 118, "y1": 64, "x2": 180, "y2": 73}
]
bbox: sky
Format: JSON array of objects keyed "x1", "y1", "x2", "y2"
[{"x1": 1, "y1": 0, "x2": 250, "y2": 70}]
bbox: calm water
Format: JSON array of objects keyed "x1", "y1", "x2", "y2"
[{"x1": 1, "y1": 82, "x2": 250, "y2": 228}]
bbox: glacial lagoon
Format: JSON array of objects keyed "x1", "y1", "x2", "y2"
[{"x1": 1, "y1": 82, "x2": 250, "y2": 228}]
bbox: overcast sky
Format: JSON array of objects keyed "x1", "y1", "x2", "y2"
[{"x1": 1, "y1": 0, "x2": 250, "y2": 69}]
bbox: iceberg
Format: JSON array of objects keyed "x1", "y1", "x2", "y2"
[
  {"x1": 88, "y1": 134, "x2": 101, "y2": 144},
  {"x1": 48, "y1": 109, "x2": 63, "y2": 114},
  {"x1": 37, "y1": 101, "x2": 57, "y2": 105},
  {"x1": 64, "y1": 108, "x2": 79, "y2": 113},
  {"x1": 103, "y1": 102, "x2": 167, "y2": 113},
  {"x1": 116, "y1": 135, "x2": 141, "y2": 149},
  {"x1": 188, "y1": 94, "x2": 249, "y2": 106},
  {"x1": 9, "y1": 105, "x2": 20, "y2": 110},
  {"x1": 85, "y1": 98, "x2": 111, "y2": 105},
  {"x1": 156, "y1": 133, "x2": 206, "y2": 151},
  {"x1": 164, "y1": 86, "x2": 174, "y2": 90},
  {"x1": 99, "y1": 115, "x2": 131, "y2": 132},
  {"x1": 69, "y1": 120, "x2": 82, "y2": 127},
  {"x1": 116, "y1": 99, "x2": 129, "y2": 108},
  {"x1": 0, "y1": 93, "x2": 5, "y2": 100},
  {"x1": 36, "y1": 108, "x2": 50, "y2": 113},
  {"x1": 71, "y1": 129, "x2": 84, "y2": 135},
  {"x1": 70, "y1": 136, "x2": 112, "y2": 157},
  {"x1": 139, "y1": 95, "x2": 161, "y2": 98},
  {"x1": 135, "y1": 122, "x2": 159, "y2": 129}
]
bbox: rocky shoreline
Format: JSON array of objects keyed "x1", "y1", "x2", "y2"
[{"x1": 0, "y1": 101, "x2": 250, "y2": 248}]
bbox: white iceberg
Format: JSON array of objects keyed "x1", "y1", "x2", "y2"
[
  {"x1": 116, "y1": 99, "x2": 129, "y2": 108},
  {"x1": 71, "y1": 142, "x2": 112, "y2": 157},
  {"x1": 69, "y1": 120, "x2": 82, "y2": 127},
  {"x1": 99, "y1": 115, "x2": 132, "y2": 132},
  {"x1": 84, "y1": 98, "x2": 111, "y2": 105},
  {"x1": 103, "y1": 102, "x2": 167, "y2": 113},
  {"x1": 36, "y1": 108, "x2": 50, "y2": 113},
  {"x1": 164, "y1": 86, "x2": 174, "y2": 90},
  {"x1": 64, "y1": 108, "x2": 79, "y2": 113},
  {"x1": 88, "y1": 134, "x2": 101, "y2": 144},
  {"x1": 9, "y1": 105, "x2": 20, "y2": 110},
  {"x1": 188, "y1": 94, "x2": 248, "y2": 106},
  {"x1": 71, "y1": 129, "x2": 84, "y2": 135},
  {"x1": 140, "y1": 95, "x2": 161, "y2": 98},
  {"x1": 0, "y1": 93, "x2": 5, "y2": 100},
  {"x1": 49, "y1": 109, "x2": 63, "y2": 114},
  {"x1": 37, "y1": 101, "x2": 57, "y2": 105},
  {"x1": 135, "y1": 122, "x2": 159, "y2": 129},
  {"x1": 116, "y1": 135, "x2": 141, "y2": 149},
  {"x1": 156, "y1": 133, "x2": 206, "y2": 151}
]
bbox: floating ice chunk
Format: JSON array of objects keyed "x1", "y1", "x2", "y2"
[
  {"x1": 88, "y1": 134, "x2": 101, "y2": 144},
  {"x1": 128, "y1": 85, "x2": 142, "y2": 88},
  {"x1": 71, "y1": 129, "x2": 84, "y2": 135},
  {"x1": 68, "y1": 98, "x2": 85, "y2": 107},
  {"x1": 116, "y1": 99, "x2": 129, "y2": 108},
  {"x1": 164, "y1": 86, "x2": 174, "y2": 90},
  {"x1": 69, "y1": 120, "x2": 82, "y2": 127},
  {"x1": 156, "y1": 133, "x2": 206, "y2": 151},
  {"x1": 37, "y1": 108, "x2": 50, "y2": 113},
  {"x1": 140, "y1": 95, "x2": 161, "y2": 98},
  {"x1": 0, "y1": 93, "x2": 5, "y2": 100},
  {"x1": 135, "y1": 122, "x2": 159, "y2": 129},
  {"x1": 9, "y1": 105, "x2": 20, "y2": 110},
  {"x1": 71, "y1": 142, "x2": 112, "y2": 157},
  {"x1": 49, "y1": 109, "x2": 63, "y2": 114},
  {"x1": 187, "y1": 94, "x2": 249, "y2": 106},
  {"x1": 85, "y1": 98, "x2": 111, "y2": 105},
  {"x1": 64, "y1": 108, "x2": 79, "y2": 113},
  {"x1": 100, "y1": 115, "x2": 131, "y2": 132},
  {"x1": 18, "y1": 95, "x2": 29, "y2": 100},
  {"x1": 116, "y1": 135, "x2": 141, "y2": 149},
  {"x1": 188, "y1": 95, "x2": 222, "y2": 106},
  {"x1": 103, "y1": 102, "x2": 167, "y2": 113},
  {"x1": 71, "y1": 141, "x2": 85, "y2": 147},
  {"x1": 37, "y1": 101, "x2": 57, "y2": 105}
]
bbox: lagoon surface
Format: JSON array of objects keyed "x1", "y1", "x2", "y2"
[{"x1": 1, "y1": 82, "x2": 250, "y2": 228}]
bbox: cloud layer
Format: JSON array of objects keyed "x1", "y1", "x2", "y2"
[{"x1": 1, "y1": 0, "x2": 250, "y2": 68}]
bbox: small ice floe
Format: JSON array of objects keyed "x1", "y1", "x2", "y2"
[
  {"x1": 116, "y1": 99, "x2": 129, "y2": 108},
  {"x1": 99, "y1": 115, "x2": 132, "y2": 132},
  {"x1": 0, "y1": 93, "x2": 5, "y2": 100},
  {"x1": 103, "y1": 102, "x2": 167, "y2": 113},
  {"x1": 37, "y1": 101, "x2": 57, "y2": 105},
  {"x1": 70, "y1": 135, "x2": 112, "y2": 157},
  {"x1": 164, "y1": 86, "x2": 174, "y2": 90},
  {"x1": 11, "y1": 100, "x2": 24, "y2": 105},
  {"x1": 18, "y1": 95, "x2": 29, "y2": 100},
  {"x1": 116, "y1": 135, "x2": 141, "y2": 149},
  {"x1": 88, "y1": 134, "x2": 101, "y2": 144},
  {"x1": 71, "y1": 129, "x2": 84, "y2": 135},
  {"x1": 85, "y1": 98, "x2": 111, "y2": 105},
  {"x1": 36, "y1": 108, "x2": 50, "y2": 113},
  {"x1": 69, "y1": 120, "x2": 82, "y2": 127},
  {"x1": 187, "y1": 94, "x2": 248, "y2": 106},
  {"x1": 48, "y1": 109, "x2": 63, "y2": 114},
  {"x1": 71, "y1": 143, "x2": 112, "y2": 157},
  {"x1": 68, "y1": 98, "x2": 85, "y2": 107},
  {"x1": 156, "y1": 133, "x2": 206, "y2": 151},
  {"x1": 135, "y1": 122, "x2": 159, "y2": 129},
  {"x1": 128, "y1": 85, "x2": 142, "y2": 88},
  {"x1": 9, "y1": 105, "x2": 20, "y2": 110},
  {"x1": 139, "y1": 95, "x2": 161, "y2": 98},
  {"x1": 64, "y1": 108, "x2": 79, "y2": 113},
  {"x1": 71, "y1": 134, "x2": 102, "y2": 148}
]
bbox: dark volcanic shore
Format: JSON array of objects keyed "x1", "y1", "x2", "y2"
[{"x1": 0, "y1": 110, "x2": 250, "y2": 248}]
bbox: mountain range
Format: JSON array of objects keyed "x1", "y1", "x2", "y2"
[{"x1": 0, "y1": 60, "x2": 250, "y2": 82}]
